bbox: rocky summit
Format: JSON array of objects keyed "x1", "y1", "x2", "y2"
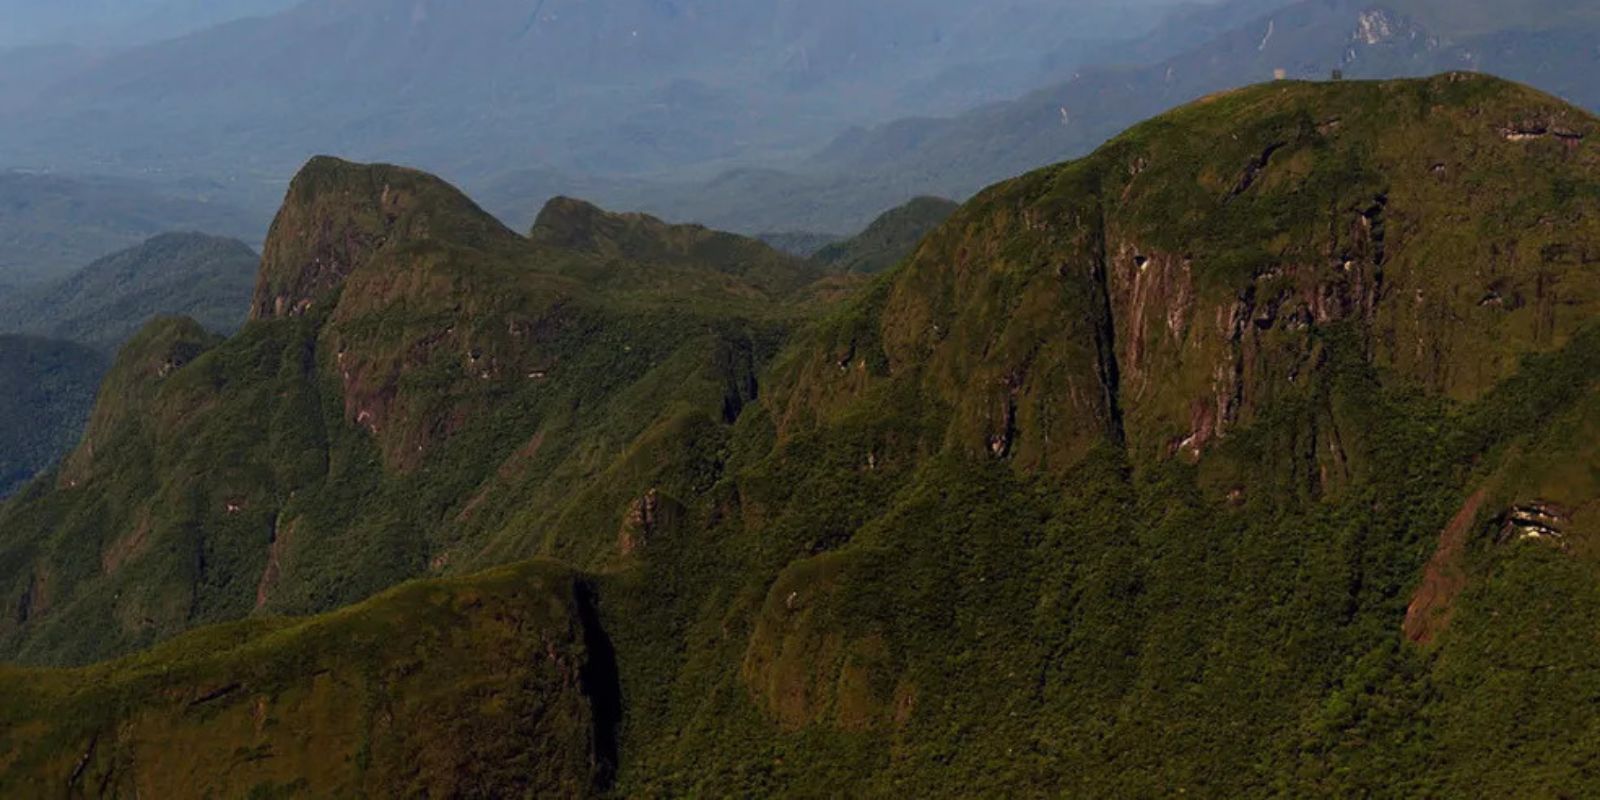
[{"x1": 5, "y1": 74, "x2": 1600, "y2": 797}]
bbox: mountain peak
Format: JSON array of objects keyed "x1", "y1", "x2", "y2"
[
  {"x1": 530, "y1": 194, "x2": 823, "y2": 295},
  {"x1": 528, "y1": 195, "x2": 642, "y2": 251},
  {"x1": 250, "y1": 156, "x2": 515, "y2": 321}
]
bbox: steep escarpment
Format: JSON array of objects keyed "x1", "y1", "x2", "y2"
[
  {"x1": 602, "y1": 74, "x2": 1600, "y2": 796},
  {"x1": 775, "y1": 73, "x2": 1600, "y2": 470},
  {"x1": 0, "y1": 159, "x2": 821, "y2": 666},
  {"x1": 8, "y1": 75, "x2": 1600, "y2": 797}
]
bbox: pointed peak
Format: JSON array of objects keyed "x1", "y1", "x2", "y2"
[{"x1": 251, "y1": 156, "x2": 516, "y2": 321}]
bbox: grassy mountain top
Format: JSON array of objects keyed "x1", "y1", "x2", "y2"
[
  {"x1": 531, "y1": 195, "x2": 825, "y2": 298},
  {"x1": 8, "y1": 74, "x2": 1600, "y2": 795},
  {"x1": 252, "y1": 155, "x2": 521, "y2": 321},
  {"x1": 813, "y1": 195, "x2": 960, "y2": 274},
  {"x1": 0, "y1": 232, "x2": 258, "y2": 352}
]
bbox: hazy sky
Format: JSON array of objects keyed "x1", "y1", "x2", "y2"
[{"x1": 0, "y1": 0, "x2": 1207, "y2": 50}]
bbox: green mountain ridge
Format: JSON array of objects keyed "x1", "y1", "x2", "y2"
[
  {"x1": 0, "y1": 231, "x2": 259, "y2": 352},
  {"x1": 812, "y1": 195, "x2": 960, "y2": 274},
  {"x1": 0, "y1": 154, "x2": 825, "y2": 666},
  {"x1": 6, "y1": 73, "x2": 1600, "y2": 796},
  {"x1": 0, "y1": 232, "x2": 260, "y2": 500}
]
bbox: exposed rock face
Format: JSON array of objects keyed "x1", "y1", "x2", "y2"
[
  {"x1": 781, "y1": 73, "x2": 1600, "y2": 471},
  {"x1": 1498, "y1": 501, "x2": 1571, "y2": 544},
  {"x1": 618, "y1": 489, "x2": 683, "y2": 556},
  {"x1": 1353, "y1": 9, "x2": 1398, "y2": 46}
]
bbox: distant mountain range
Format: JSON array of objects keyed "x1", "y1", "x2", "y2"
[
  {"x1": 6, "y1": 0, "x2": 1599, "y2": 243},
  {"x1": 0, "y1": 171, "x2": 258, "y2": 287},
  {"x1": 0, "y1": 0, "x2": 1189, "y2": 191},
  {"x1": 481, "y1": 0, "x2": 1600, "y2": 234},
  {"x1": 0, "y1": 232, "x2": 259, "y2": 351}
]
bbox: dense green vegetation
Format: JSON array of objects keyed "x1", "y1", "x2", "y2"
[
  {"x1": 0, "y1": 559, "x2": 611, "y2": 797},
  {"x1": 0, "y1": 232, "x2": 259, "y2": 351},
  {"x1": 0, "y1": 336, "x2": 105, "y2": 498},
  {"x1": 5, "y1": 75, "x2": 1600, "y2": 796},
  {"x1": 813, "y1": 196, "x2": 960, "y2": 274},
  {"x1": 0, "y1": 232, "x2": 258, "y2": 501}
]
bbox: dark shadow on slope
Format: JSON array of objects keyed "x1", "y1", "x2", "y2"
[{"x1": 575, "y1": 579, "x2": 622, "y2": 792}]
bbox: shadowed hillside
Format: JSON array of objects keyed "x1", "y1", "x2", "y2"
[{"x1": 0, "y1": 336, "x2": 104, "y2": 497}]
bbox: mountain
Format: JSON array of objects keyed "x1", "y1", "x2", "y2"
[
  {"x1": 0, "y1": 234, "x2": 256, "y2": 500},
  {"x1": 0, "y1": 232, "x2": 259, "y2": 351},
  {"x1": 0, "y1": 154, "x2": 824, "y2": 666},
  {"x1": 812, "y1": 196, "x2": 960, "y2": 274},
  {"x1": 0, "y1": 336, "x2": 106, "y2": 497},
  {"x1": 7, "y1": 74, "x2": 1600, "y2": 795},
  {"x1": 0, "y1": 171, "x2": 259, "y2": 287}
]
